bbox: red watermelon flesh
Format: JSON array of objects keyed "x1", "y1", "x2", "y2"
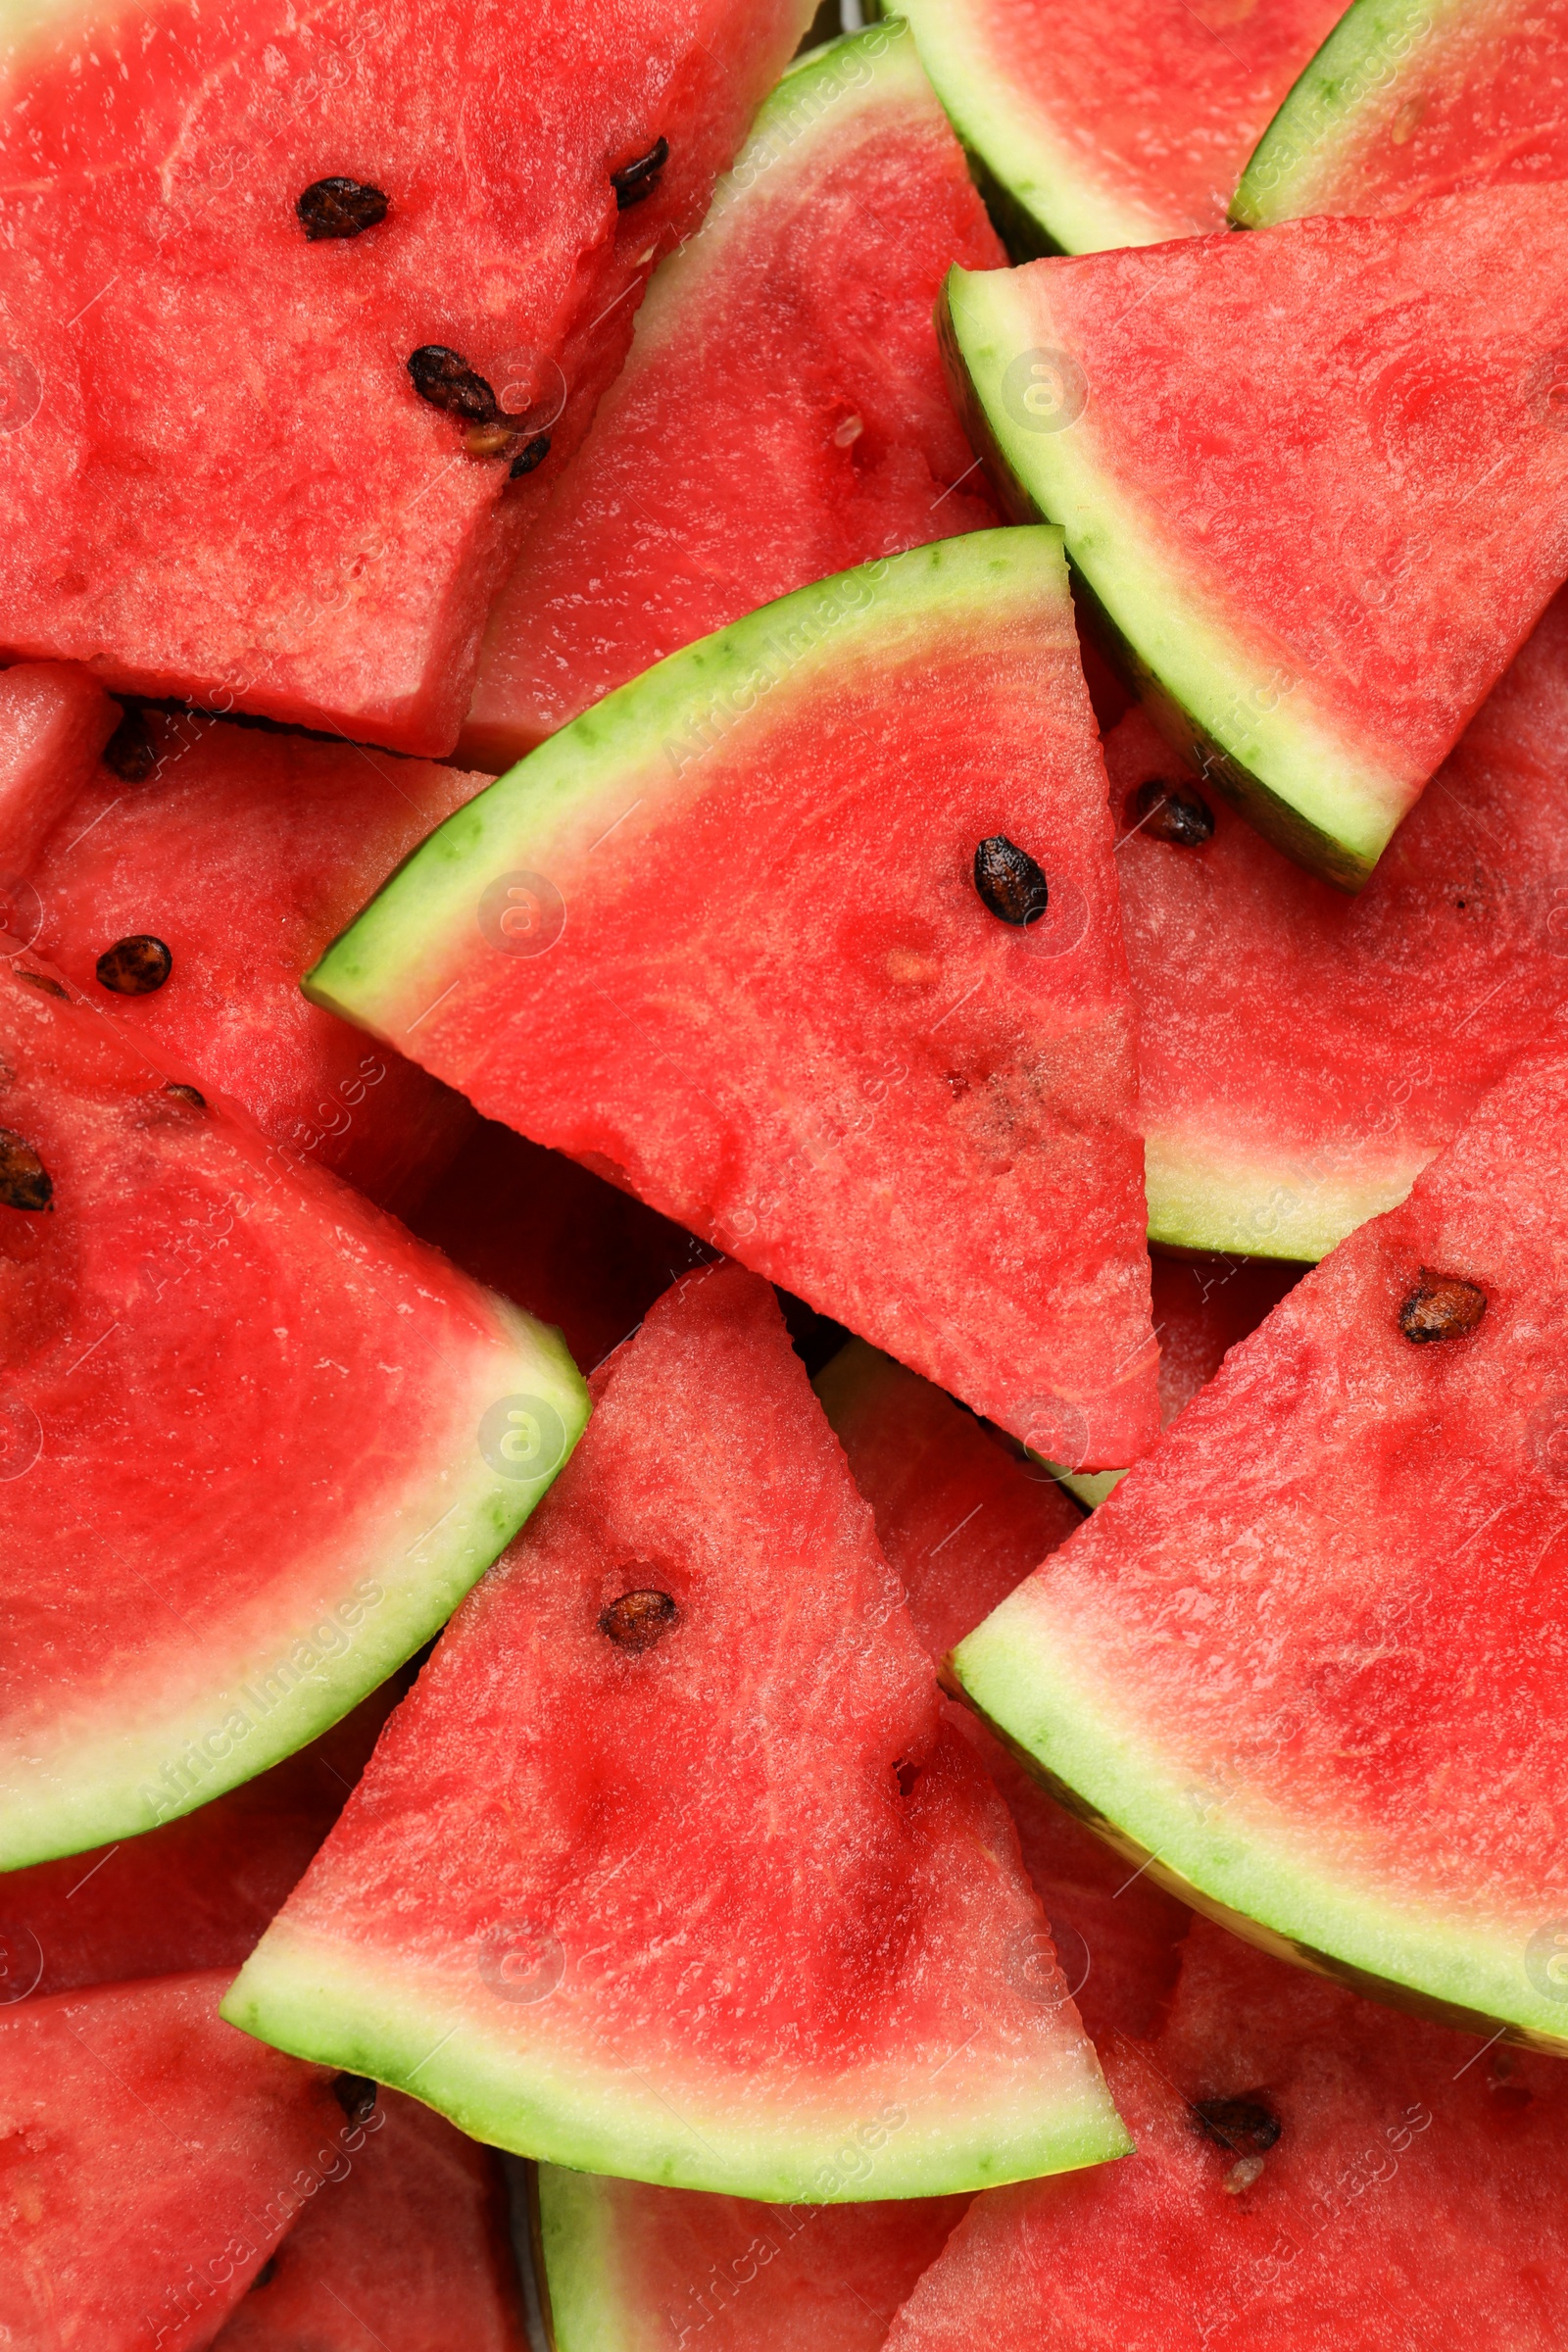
[
  {"x1": 307, "y1": 531, "x2": 1161, "y2": 1473},
  {"x1": 463, "y1": 20, "x2": 1004, "y2": 769},
  {"x1": 884, "y1": 1919, "x2": 1568, "y2": 2352},
  {"x1": 955, "y1": 1042, "x2": 1568, "y2": 2047},
  {"x1": 214, "y1": 2089, "x2": 525, "y2": 2352},
  {"x1": 223, "y1": 1266, "x2": 1130, "y2": 2200},
  {"x1": 535, "y1": 2158, "x2": 967, "y2": 2352},
  {"x1": 0, "y1": 1970, "x2": 348, "y2": 2351},
  {"x1": 0, "y1": 661, "x2": 117, "y2": 874},
  {"x1": 1118, "y1": 583, "x2": 1568, "y2": 1262},
  {"x1": 0, "y1": 948, "x2": 588, "y2": 1871},
  {"x1": 816, "y1": 1339, "x2": 1188, "y2": 2047},
  {"x1": 0, "y1": 1689, "x2": 396, "y2": 2004},
  {"x1": 409, "y1": 1117, "x2": 707, "y2": 1372},
  {"x1": 0, "y1": 0, "x2": 811, "y2": 753},
  {"x1": 1150, "y1": 1250, "x2": 1305, "y2": 1427},
  {"x1": 896, "y1": 0, "x2": 1345, "y2": 252},
  {"x1": 13, "y1": 698, "x2": 485, "y2": 1213}
]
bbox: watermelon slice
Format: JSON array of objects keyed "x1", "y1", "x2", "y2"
[
  {"x1": 223, "y1": 1266, "x2": 1130, "y2": 2200},
  {"x1": 535, "y1": 2160, "x2": 967, "y2": 2351},
  {"x1": 1120, "y1": 583, "x2": 1568, "y2": 1261},
  {"x1": 307, "y1": 531, "x2": 1160, "y2": 1472},
  {"x1": 214, "y1": 2089, "x2": 524, "y2": 2351},
  {"x1": 0, "y1": 661, "x2": 116, "y2": 870},
  {"x1": 896, "y1": 0, "x2": 1345, "y2": 252},
  {"x1": 462, "y1": 19, "x2": 1004, "y2": 769},
  {"x1": 955, "y1": 1042, "x2": 1568, "y2": 2047},
  {"x1": 817, "y1": 1339, "x2": 1189, "y2": 2048},
  {"x1": 0, "y1": 0, "x2": 811, "y2": 753},
  {"x1": 941, "y1": 192, "x2": 1568, "y2": 890},
  {"x1": 0, "y1": 1970, "x2": 349, "y2": 2349},
  {"x1": 884, "y1": 1919, "x2": 1568, "y2": 2352},
  {"x1": 5, "y1": 692, "x2": 484, "y2": 1213},
  {"x1": 1235, "y1": 0, "x2": 1568, "y2": 227},
  {"x1": 0, "y1": 950, "x2": 587, "y2": 1870}
]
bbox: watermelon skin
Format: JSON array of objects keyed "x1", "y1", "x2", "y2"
[
  {"x1": 13, "y1": 697, "x2": 484, "y2": 1214},
  {"x1": 1119, "y1": 585, "x2": 1568, "y2": 1261},
  {"x1": 0, "y1": 0, "x2": 811, "y2": 753},
  {"x1": 955, "y1": 1044, "x2": 1568, "y2": 2049},
  {"x1": 885, "y1": 1920, "x2": 1568, "y2": 2352},
  {"x1": 307, "y1": 532, "x2": 1160, "y2": 1472},
  {"x1": 462, "y1": 21, "x2": 1004, "y2": 770},
  {"x1": 896, "y1": 0, "x2": 1345, "y2": 253},
  {"x1": 941, "y1": 193, "x2": 1568, "y2": 891},
  {"x1": 0, "y1": 1971, "x2": 347, "y2": 2351},
  {"x1": 1235, "y1": 0, "x2": 1568, "y2": 227},
  {"x1": 536, "y1": 2160, "x2": 967, "y2": 2352},
  {"x1": 0, "y1": 952, "x2": 589, "y2": 1869},
  {"x1": 223, "y1": 1267, "x2": 1130, "y2": 2200},
  {"x1": 213, "y1": 2090, "x2": 525, "y2": 2352},
  {"x1": 0, "y1": 661, "x2": 117, "y2": 874}
]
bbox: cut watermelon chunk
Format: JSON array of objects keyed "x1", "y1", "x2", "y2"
[
  {"x1": 0, "y1": 0, "x2": 810, "y2": 752},
  {"x1": 942, "y1": 192, "x2": 1568, "y2": 890},
  {"x1": 956, "y1": 1043, "x2": 1568, "y2": 2046},
  {"x1": 1235, "y1": 0, "x2": 1568, "y2": 227},
  {"x1": 223, "y1": 1267, "x2": 1130, "y2": 2199},
  {"x1": 885, "y1": 1920, "x2": 1568, "y2": 2352},
  {"x1": 817, "y1": 1339, "x2": 1189, "y2": 2048},
  {"x1": 308, "y1": 531, "x2": 1160, "y2": 1471},
  {"x1": 1120, "y1": 583, "x2": 1568, "y2": 1261},
  {"x1": 897, "y1": 0, "x2": 1345, "y2": 252},
  {"x1": 11, "y1": 695, "x2": 484, "y2": 1212},
  {"x1": 0, "y1": 1971, "x2": 347, "y2": 2350},
  {"x1": 214, "y1": 2089, "x2": 524, "y2": 2351},
  {"x1": 0, "y1": 661, "x2": 116, "y2": 870},
  {"x1": 463, "y1": 20, "x2": 1004, "y2": 768},
  {"x1": 536, "y1": 2160, "x2": 967, "y2": 2351},
  {"x1": 0, "y1": 951, "x2": 587, "y2": 1869}
]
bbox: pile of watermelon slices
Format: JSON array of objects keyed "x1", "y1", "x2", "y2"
[{"x1": 4, "y1": 0, "x2": 1568, "y2": 2339}]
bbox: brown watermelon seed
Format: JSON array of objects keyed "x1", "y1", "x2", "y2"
[
  {"x1": 295, "y1": 177, "x2": 388, "y2": 240},
  {"x1": 102, "y1": 706, "x2": 159, "y2": 783},
  {"x1": 14, "y1": 969, "x2": 67, "y2": 999},
  {"x1": 464, "y1": 420, "x2": 522, "y2": 461},
  {"x1": 611, "y1": 135, "x2": 668, "y2": 208},
  {"x1": 96, "y1": 936, "x2": 172, "y2": 997},
  {"x1": 510, "y1": 434, "x2": 552, "y2": 479},
  {"x1": 600, "y1": 1589, "x2": 678, "y2": 1653},
  {"x1": 407, "y1": 347, "x2": 498, "y2": 425},
  {"x1": 163, "y1": 1083, "x2": 205, "y2": 1109},
  {"x1": 973, "y1": 836, "x2": 1049, "y2": 926},
  {"x1": 252, "y1": 2258, "x2": 278, "y2": 2289},
  {"x1": 1398, "y1": 1274, "x2": 1487, "y2": 1344},
  {"x1": 331, "y1": 2073, "x2": 378, "y2": 2125},
  {"x1": 1195, "y1": 2095, "x2": 1282, "y2": 2154},
  {"x1": 1129, "y1": 779, "x2": 1214, "y2": 846},
  {"x1": 0, "y1": 1129, "x2": 52, "y2": 1212}
]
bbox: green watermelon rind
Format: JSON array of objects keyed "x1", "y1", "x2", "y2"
[
  {"x1": 938, "y1": 265, "x2": 1407, "y2": 894},
  {"x1": 0, "y1": 1303, "x2": 589, "y2": 1871},
  {"x1": 221, "y1": 1921, "x2": 1133, "y2": 2201},
  {"x1": 1144, "y1": 1131, "x2": 1430, "y2": 1263},
  {"x1": 953, "y1": 1599, "x2": 1568, "y2": 2053},
  {"x1": 1231, "y1": 0, "x2": 1487, "y2": 229},
  {"x1": 533, "y1": 2167, "x2": 620, "y2": 2352}
]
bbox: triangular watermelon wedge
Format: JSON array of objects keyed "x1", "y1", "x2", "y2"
[
  {"x1": 0, "y1": 1971, "x2": 349, "y2": 2350},
  {"x1": 0, "y1": 950, "x2": 588, "y2": 1869},
  {"x1": 222, "y1": 1266, "x2": 1131, "y2": 2201},
  {"x1": 307, "y1": 529, "x2": 1160, "y2": 1472},
  {"x1": 956, "y1": 1041, "x2": 1568, "y2": 2047},
  {"x1": 941, "y1": 190, "x2": 1568, "y2": 889}
]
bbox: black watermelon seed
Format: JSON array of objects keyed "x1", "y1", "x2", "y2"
[
  {"x1": 611, "y1": 134, "x2": 669, "y2": 208},
  {"x1": 1399, "y1": 1274, "x2": 1487, "y2": 1344},
  {"x1": 252, "y1": 2256, "x2": 278, "y2": 2289},
  {"x1": 102, "y1": 706, "x2": 159, "y2": 783},
  {"x1": 600, "y1": 1589, "x2": 678, "y2": 1653},
  {"x1": 164, "y1": 1083, "x2": 205, "y2": 1108},
  {"x1": 1129, "y1": 779, "x2": 1214, "y2": 847},
  {"x1": 407, "y1": 347, "x2": 498, "y2": 424},
  {"x1": 296, "y1": 177, "x2": 389, "y2": 240},
  {"x1": 1195, "y1": 2095, "x2": 1282, "y2": 2154},
  {"x1": 331, "y1": 2073, "x2": 378, "y2": 2125},
  {"x1": 974, "y1": 836, "x2": 1049, "y2": 926},
  {"x1": 0, "y1": 1129, "x2": 52, "y2": 1212},
  {"x1": 96, "y1": 936, "x2": 172, "y2": 997},
  {"x1": 510, "y1": 433, "x2": 552, "y2": 478}
]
